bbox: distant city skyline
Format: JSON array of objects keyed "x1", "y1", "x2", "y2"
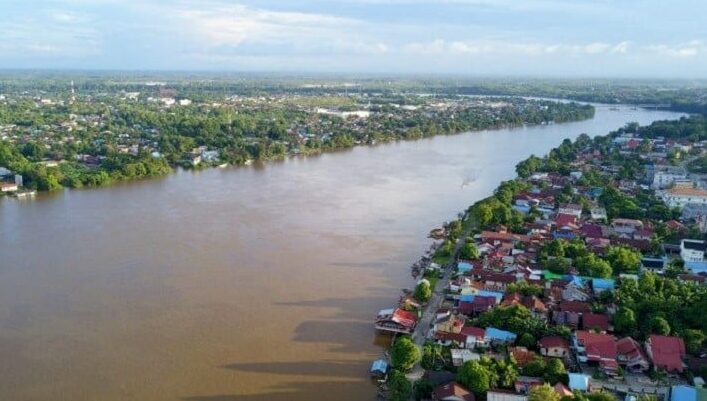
[{"x1": 2, "y1": 0, "x2": 706, "y2": 78}]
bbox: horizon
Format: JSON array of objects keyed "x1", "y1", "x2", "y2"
[{"x1": 2, "y1": 0, "x2": 707, "y2": 78}]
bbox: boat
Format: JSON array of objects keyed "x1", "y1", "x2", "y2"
[{"x1": 13, "y1": 190, "x2": 37, "y2": 198}]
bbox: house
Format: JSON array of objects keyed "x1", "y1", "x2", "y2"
[
  {"x1": 539, "y1": 336, "x2": 571, "y2": 358},
  {"x1": 0, "y1": 182, "x2": 18, "y2": 192},
  {"x1": 369, "y1": 359, "x2": 388, "y2": 378},
  {"x1": 435, "y1": 331, "x2": 469, "y2": 348},
  {"x1": 485, "y1": 327, "x2": 517, "y2": 344},
  {"x1": 486, "y1": 390, "x2": 528, "y2": 401},
  {"x1": 553, "y1": 383, "x2": 573, "y2": 398},
  {"x1": 590, "y1": 207, "x2": 608, "y2": 221},
  {"x1": 558, "y1": 203, "x2": 583, "y2": 217},
  {"x1": 660, "y1": 187, "x2": 707, "y2": 208},
  {"x1": 510, "y1": 347, "x2": 537, "y2": 367},
  {"x1": 458, "y1": 296, "x2": 496, "y2": 315},
  {"x1": 451, "y1": 349, "x2": 481, "y2": 366},
  {"x1": 681, "y1": 239, "x2": 706, "y2": 262},
  {"x1": 582, "y1": 313, "x2": 610, "y2": 333},
  {"x1": 568, "y1": 373, "x2": 591, "y2": 392},
  {"x1": 461, "y1": 326, "x2": 487, "y2": 348},
  {"x1": 616, "y1": 337, "x2": 650, "y2": 373},
  {"x1": 641, "y1": 257, "x2": 667, "y2": 272},
  {"x1": 573, "y1": 331, "x2": 618, "y2": 375},
  {"x1": 435, "y1": 314, "x2": 466, "y2": 334},
  {"x1": 433, "y1": 381, "x2": 475, "y2": 401},
  {"x1": 458, "y1": 261, "x2": 474, "y2": 274},
  {"x1": 670, "y1": 385, "x2": 700, "y2": 401},
  {"x1": 553, "y1": 301, "x2": 590, "y2": 327},
  {"x1": 646, "y1": 335, "x2": 686, "y2": 373},
  {"x1": 591, "y1": 278, "x2": 615, "y2": 294},
  {"x1": 514, "y1": 376, "x2": 544, "y2": 394},
  {"x1": 375, "y1": 308, "x2": 417, "y2": 334},
  {"x1": 611, "y1": 218, "x2": 644, "y2": 235}
]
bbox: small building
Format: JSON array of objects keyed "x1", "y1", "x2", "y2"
[
  {"x1": 582, "y1": 313, "x2": 610, "y2": 333},
  {"x1": 433, "y1": 381, "x2": 475, "y2": 401},
  {"x1": 486, "y1": 390, "x2": 527, "y2": 401},
  {"x1": 1, "y1": 182, "x2": 18, "y2": 192},
  {"x1": 616, "y1": 337, "x2": 650, "y2": 373},
  {"x1": 485, "y1": 327, "x2": 517, "y2": 344},
  {"x1": 369, "y1": 359, "x2": 388, "y2": 378},
  {"x1": 568, "y1": 373, "x2": 591, "y2": 392},
  {"x1": 375, "y1": 308, "x2": 417, "y2": 334},
  {"x1": 681, "y1": 239, "x2": 706, "y2": 262},
  {"x1": 539, "y1": 336, "x2": 571, "y2": 358},
  {"x1": 646, "y1": 335, "x2": 686, "y2": 373}
]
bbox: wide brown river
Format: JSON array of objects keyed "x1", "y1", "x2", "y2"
[{"x1": 0, "y1": 105, "x2": 683, "y2": 401}]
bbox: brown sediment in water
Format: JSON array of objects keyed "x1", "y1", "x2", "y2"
[{"x1": 0, "y1": 106, "x2": 682, "y2": 401}]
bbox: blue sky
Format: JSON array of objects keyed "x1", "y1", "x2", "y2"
[{"x1": 1, "y1": 0, "x2": 706, "y2": 77}]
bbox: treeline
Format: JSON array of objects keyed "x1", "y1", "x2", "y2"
[{"x1": 0, "y1": 141, "x2": 171, "y2": 190}]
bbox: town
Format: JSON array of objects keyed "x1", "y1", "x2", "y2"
[
  {"x1": 0, "y1": 80, "x2": 594, "y2": 194},
  {"x1": 373, "y1": 116, "x2": 707, "y2": 401}
]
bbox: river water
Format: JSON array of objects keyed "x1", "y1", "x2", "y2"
[{"x1": 0, "y1": 105, "x2": 683, "y2": 401}]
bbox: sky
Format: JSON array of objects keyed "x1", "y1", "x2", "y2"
[{"x1": 1, "y1": 0, "x2": 706, "y2": 77}]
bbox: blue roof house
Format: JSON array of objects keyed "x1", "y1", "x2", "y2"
[
  {"x1": 485, "y1": 327, "x2": 517, "y2": 344},
  {"x1": 568, "y1": 373, "x2": 590, "y2": 392},
  {"x1": 457, "y1": 262, "x2": 473, "y2": 273},
  {"x1": 477, "y1": 290, "x2": 504, "y2": 304},
  {"x1": 671, "y1": 385, "x2": 697, "y2": 401},
  {"x1": 592, "y1": 278, "x2": 616, "y2": 293},
  {"x1": 370, "y1": 359, "x2": 388, "y2": 377}
]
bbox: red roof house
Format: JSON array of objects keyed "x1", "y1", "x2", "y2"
[
  {"x1": 433, "y1": 381, "x2": 475, "y2": 401},
  {"x1": 646, "y1": 335, "x2": 686, "y2": 373}
]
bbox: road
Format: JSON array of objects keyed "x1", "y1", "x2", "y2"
[{"x1": 406, "y1": 216, "x2": 476, "y2": 381}]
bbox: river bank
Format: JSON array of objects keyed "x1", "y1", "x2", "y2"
[{"x1": 0, "y1": 105, "x2": 684, "y2": 401}]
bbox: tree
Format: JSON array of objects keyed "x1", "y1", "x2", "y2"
[
  {"x1": 613, "y1": 307, "x2": 637, "y2": 336},
  {"x1": 459, "y1": 241, "x2": 479, "y2": 260},
  {"x1": 546, "y1": 257, "x2": 571, "y2": 274},
  {"x1": 388, "y1": 370, "x2": 413, "y2": 401},
  {"x1": 586, "y1": 391, "x2": 619, "y2": 401},
  {"x1": 457, "y1": 360, "x2": 490, "y2": 397},
  {"x1": 528, "y1": 384, "x2": 560, "y2": 401},
  {"x1": 544, "y1": 358, "x2": 568, "y2": 385},
  {"x1": 473, "y1": 203, "x2": 494, "y2": 228},
  {"x1": 391, "y1": 337, "x2": 420, "y2": 372},
  {"x1": 650, "y1": 316, "x2": 671, "y2": 336},
  {"x1": 683, "y1": 329, "x2": 705, "y2": 354},
  {"x1": 576, "y1": 254, "x2": 612, "y2": 278},
  {"x1": 414, "y1": 280, "x2": 432, "y2": 303},
  {"x1": 518, "y1": 332, "x2": 536, "y2": 348},
  {"x1": 542, "y1": 239, "x2": 566, "y2": 258},
  {"x1": 604, "y1": 246, "x2": 642, "y2": 274}
]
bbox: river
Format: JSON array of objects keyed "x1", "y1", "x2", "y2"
[{"x1": 0, "y1": 105, "x2": 684, "y2": 401}]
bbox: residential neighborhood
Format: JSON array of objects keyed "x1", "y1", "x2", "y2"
[{"x1": 373, "y1": 119, "x2": 707, "y2": 401}]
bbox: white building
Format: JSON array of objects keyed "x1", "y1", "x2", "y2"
[
  {"x1": 652, "y1": 168, "x2": 687, "y2": 189},
  {"x1": 660, "y1": 188, "x2": 707, "y2": 208},
  {"x1": 680, "y1": 239, "x2": 705, "y2": 262}
]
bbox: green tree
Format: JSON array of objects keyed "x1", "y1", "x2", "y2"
[
  {"x1": 605, "y1": 246, "x2": 642, "y2": 274},
  {"x1": 391, "y1": 337, "x2": 420, "y2": 372},
  {"x1": 457, "y1": 360, "x2": 491, "y2": 397},
  {"x1": 388, "y1": 370, "x2": 413, "y2": 401},
  {"x1": 613, "y1": 307, "x2": 637, "y2": 336},
  {"x1": 683, "y1": 329, "x2": 705, "y2": 354},
  {"x1": 650, "y1": 316, "x2": 671, "y2": 336},
  {"x1": 459, "y1": 241, "x2": 479, "y2": 260},
  {"x1": 576, "y1": 254, "x2": 612, "y2": 278},
  {"x1": 528, "y1": 384, "x2": 561, "y2": 401},
  {"x1": 544, "y1": 358, "x2": 568, "y2": 385},
  {"x1": 473, "y1": 203, "x2": 494, "y2": 228},
  {"x1": 414, "y1": 280, "x2": 432, "y2": 303}
]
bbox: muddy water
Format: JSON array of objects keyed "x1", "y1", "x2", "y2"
[{"x1": 0, "y1": 105, "x2": 683, "y2": 401}]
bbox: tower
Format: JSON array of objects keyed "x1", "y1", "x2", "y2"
[{"x1": 70, "y1": 80, "x2": 76, "y2": 104}]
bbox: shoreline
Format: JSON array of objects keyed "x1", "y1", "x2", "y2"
[{"x1": 2, "y1": 107, "x2": 596, "y2": 197}]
